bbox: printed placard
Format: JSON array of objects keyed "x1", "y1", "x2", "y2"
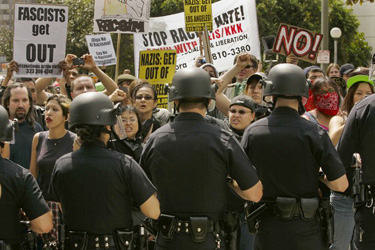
[
  {"x1": 134, "y1": 0, "x2": 260, "y2": 75},
  {"x1": 272, "y1": 23, "x2": 323, "y2": 64},
  {"x1": 94, "y1": 0, "x2": 151, "y2": 33},
  {"x1": 13, "y1": 4, "x2": 68, "y2": 77},
  {"x1": 184, "y1": 0, "x2": 213, "y2": 32},
  {"x1": 138, "y1": 50, "x2": 177, "y2": 109},
  {"x1": 86, "y1": 34, "x2": 116, "y2": 66},
  {"x1": 317, "y1": 50, "x2": 330, "y2": 64}
]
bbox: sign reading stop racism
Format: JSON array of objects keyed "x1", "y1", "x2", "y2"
[{"x1": 272, "y1": 23, "x2": 323, "y2": 64}]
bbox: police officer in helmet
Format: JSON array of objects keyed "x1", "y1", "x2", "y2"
[
  {"x1": 0, "y1": 105, "x2": 53, "y2": 249},
  {"x1": 241, "y1": 63, "x2": 348, "y2": 249},
  {"x1": 50, "y1": 92, "x2": 160, "y2": 250},
  {"x1": 140, "y1": 67, "x2": 262, "y2": 250}
]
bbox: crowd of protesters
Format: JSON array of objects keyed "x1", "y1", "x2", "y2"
[{"x1": 1, "y1": 50, "x2": 374, "y2": 250}]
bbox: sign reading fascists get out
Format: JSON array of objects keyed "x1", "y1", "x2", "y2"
[{"x1": 13, "y1": 4, "x2": 68, "y2": 78}]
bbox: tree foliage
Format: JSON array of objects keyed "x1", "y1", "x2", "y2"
[
  {"x1": 0, "y1": 0, "x2": 372, "y2": 75},
  {"x1": 346, "y1": 0, "x2": 375, "y2": 5}
]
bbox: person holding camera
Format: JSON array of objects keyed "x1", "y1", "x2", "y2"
[{"x1": 241, "y1": 64, "x2": 348, "y2": 249}]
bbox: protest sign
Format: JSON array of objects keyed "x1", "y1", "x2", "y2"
[
  {"x1": 86, "y1": 34, "x2": 116, "y2": 66},
  {"x1": 272, "y1": 23, "x2": 323, "y2": 64},
  {"x1": 13, "y1": 4, "x2": 68, "y2": 78},
  {"x1": 184, "y1": 0, "x2": 213, "y2": 32},
  {"x1": 94, "y1": 0, "x2": 151, "y2": 33},
  {"x1": 133, "y1": 0, "x2": 260, "y2": 76},
  {"x1": 139, "y1": 50, "x2": 177, "y2": 109},
  {"x1": 317, "y1": 50, "x2": 330, "y2": 64}
]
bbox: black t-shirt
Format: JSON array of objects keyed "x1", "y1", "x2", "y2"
[
  {"x1": 0, "y1": 156, "x2": 49, "y2": 244},
  {"x1": 241, "y1": 107, "x2": 346, "y2": 201},
  {"x1": 10, "y1": 121, "x2": 43, "y2": 169},
  {"x1": 337, "y1": 94, "x2": 375, "y2": 184},
  {"x1": 140, "y1": 112, "x2": 259, "y2": 221},
  {"x1": 50, "y1": 140, "x2": 156, "y2": 234}
]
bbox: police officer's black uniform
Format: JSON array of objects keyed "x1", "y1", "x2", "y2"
[
  {"x1": 50, "y1": 92, "x2": 157, "y2": 250},
  {"x1": 0, "y1": 106, "x2": 50, "y2": 249},
  {"x1": 140, "y1": 68, "x2": 260, "y2": 250},
  {"x1": 241, "y1": 64, "x2": 347, "y2": 250},
  {"x1": 337, "y1": 94, "x2": 375, "y2": 249}
]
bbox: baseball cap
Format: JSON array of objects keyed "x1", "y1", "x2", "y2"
[
  {"x1": 229, "y1": 95, "x2": 256, "y2": 112},
  {"x1": 346, "y1": 75, "x2": 374, "y2": 89},
  {"x1": 340, "y1": 63, "x2": 355, "y2": 77}
]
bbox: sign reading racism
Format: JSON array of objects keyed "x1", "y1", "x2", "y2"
[
  {"x1": 94, "y1": 0, "x2": 151, "y2": 33},
  {"x1": 13, "y1": 4, "x2": 68, "y2": 78},
  {"x1": 86, "y1": 34, "x2": 117, "y2": 66},
  {"x1": 272, "y1": 23, "x2": 323, "y2": 64},
  {"x1": 139, "y1": 50, "x2": 177, "y2": 109},
  {"x1": 134, "y1": 0, "x2": 260, "y2": 75},
  {"x1": 183, "y1": 0, "x2": 213, "y2": 32}
]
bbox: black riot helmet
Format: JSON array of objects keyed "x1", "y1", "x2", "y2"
[
  {"x1": 69, "y1": 92, "x2": 120, "y2": 130},
  {"x1": 169, "y1": 67, "x2": 216, "y2": 101},
  {"x1": 264, "y1": 63, "x2": 309, "y2": 98},
  {"x1": 0, "y1": 105, "x2": 13, "y2": 142}
]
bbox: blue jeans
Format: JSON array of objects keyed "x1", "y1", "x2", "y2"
[
  {"x1": 330, "y1": 191, "x2": 355, "y2": 250},
  {"x1": 239, "y1": 212, "x2": 254, "y2": 250}
]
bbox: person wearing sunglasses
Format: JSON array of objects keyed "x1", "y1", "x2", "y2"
[
  {"x1": 109, "y1": 105, "x2": 143, "y2": 163},
  {"x1": 131, "y1": 81, "x2": 162, "y2": 142},
  {"x1": 226, "y1": 95, "x2": 257, "y2": 250}
]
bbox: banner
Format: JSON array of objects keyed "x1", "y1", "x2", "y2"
[
  {"x1": 86, "y1": 34, "x2": 116, "y2": 66},
  {"x1": 272, "y1": 23, "x2": 323, "y2": 64},
  {"x1": 184, "y1": 0, "x2": 213, "y2": 32},
  {"x1": 138, "y1": 50, "x2": 177, "y2": 109},
  {"x1": 94, "y1": 0, "x2": 151, "y2": 34},
  {"x1": 13, "y1": 4, "x2": 68, "y2": 78},
  {"x1": 134, "y1": 0, "x2": 260, "y2": 76}
]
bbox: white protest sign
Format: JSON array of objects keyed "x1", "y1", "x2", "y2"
[
  {"x1": 13, "y1": 4, "x2": 68, "y2": 78},
  {"x1": 133, "y1": 0, "x2": 260, "y2": 76},
  {"x1": 317, "y1": 50, "x2": 330, "y2": 64},
  {"x1": 86, "y1": 34, "x2": 117, "y2": 66},
  {"x1": 94, "y1": 0, "x2": 151, "y2": 33}
]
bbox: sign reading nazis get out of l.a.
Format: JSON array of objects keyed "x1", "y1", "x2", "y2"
[
  {"x1": 272, "y1": 23, "x2": 323, "y2": 64},
  {"x1": 138, "y1": 50, "x2": 177, "y2": 109},
  {"x1": 184, "y1": 0, "x2": 213, "y2": 32},
  {"x1": 13, "y1": 4, "x2": 68, "y2": 78}
]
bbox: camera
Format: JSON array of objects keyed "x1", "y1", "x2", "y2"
[{"x1": 72, "y1": 58, "x2": 85, "y2": 66}]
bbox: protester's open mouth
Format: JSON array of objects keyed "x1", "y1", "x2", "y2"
[{"x1": 46, "y1": 117, "x2": 52, "y2": 123}]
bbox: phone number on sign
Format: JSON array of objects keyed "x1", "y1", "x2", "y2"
[{"x1": 212, "y1": 45, "x2": 251, "y2": 60}]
